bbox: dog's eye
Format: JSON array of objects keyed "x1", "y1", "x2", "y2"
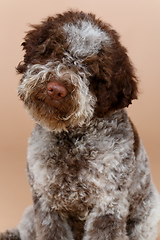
[{"x1": 51, "y1": 52, "x2": 56, "y2": 58}]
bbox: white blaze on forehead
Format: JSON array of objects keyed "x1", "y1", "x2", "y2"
[{"x1": 63, "y1": 20, "x2": 110, "y2": 57}]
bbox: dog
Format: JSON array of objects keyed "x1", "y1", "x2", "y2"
[{"x1": 1, "y1": 10, "x2": 160, "y2": 240}]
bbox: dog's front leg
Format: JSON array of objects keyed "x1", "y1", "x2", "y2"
[
  {"x1": 83, "y1": 204, "x2": 129, "y2": 240},
  {"x1": 33, "y1": 194, "x2": 74, "y2": 240}
]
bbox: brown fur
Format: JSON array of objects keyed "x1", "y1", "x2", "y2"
[{"x1": 129, "y1": 119, "x2": 140, "y2": 157}]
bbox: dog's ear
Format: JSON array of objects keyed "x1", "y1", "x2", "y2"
[
  {"x1": 16, "y1": 18, "x2": 65, "y2": 74},
  {"x1": 17, "y1": 20, "x2": 54, "y2": 74},
  {"x1": 85, "y1": 38, "x2": 138, "y2": 117}
]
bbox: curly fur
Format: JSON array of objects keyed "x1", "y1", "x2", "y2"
[{"x1": 1, "y1": 10, "x2": 160, "y2": 240}]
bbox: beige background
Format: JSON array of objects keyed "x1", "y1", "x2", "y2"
[{"x1": 0, "y1": 0, "x2": 160, "y2": 238}]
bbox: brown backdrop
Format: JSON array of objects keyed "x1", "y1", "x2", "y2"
[{"x1": 0, "y1": 0, "x2": 160, "y2": 238}]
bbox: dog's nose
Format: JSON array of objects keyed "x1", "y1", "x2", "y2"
[{"x1": 47, "y1": 81, "x2": 68, "y2": 100}]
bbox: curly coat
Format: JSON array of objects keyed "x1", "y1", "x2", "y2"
[{"x1": 1, "y1": 10, "x2": 160, "y2": 240}]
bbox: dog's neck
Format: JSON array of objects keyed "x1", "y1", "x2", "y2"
[{"x1": 37, "y1": 108, "x2": 127, "y2": 138}]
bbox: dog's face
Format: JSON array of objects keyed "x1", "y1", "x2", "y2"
[{"x1": 17, "y1": 11, "x2": 138, "y2": 132}]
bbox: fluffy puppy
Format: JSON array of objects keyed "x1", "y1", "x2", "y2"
[{"x1": 1, "y1": 10, "x2": 160, "y2": 240}]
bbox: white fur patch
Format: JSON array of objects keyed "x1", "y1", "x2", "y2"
[
  {"x1": 18, "y1": 205, "x2": 35, "y2": 240},
  {"x1": 63, "y1": 20, "x2": 110, "y2": 57}
]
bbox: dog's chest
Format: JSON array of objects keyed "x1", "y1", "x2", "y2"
[
  {"x1": 27, "y1": 129, "x2": 103, "y2": 211},
  {"x1": 27, "y1": 118, "x2": 133, "y2": 212}
]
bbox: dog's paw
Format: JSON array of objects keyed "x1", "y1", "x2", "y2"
[{"x1": 0, "y1": 229, "x2": 20, "y2": 240}]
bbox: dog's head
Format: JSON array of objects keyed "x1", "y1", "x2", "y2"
[{"x1": 17, "y1": 11, "x2": 138, "y2": 132}]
